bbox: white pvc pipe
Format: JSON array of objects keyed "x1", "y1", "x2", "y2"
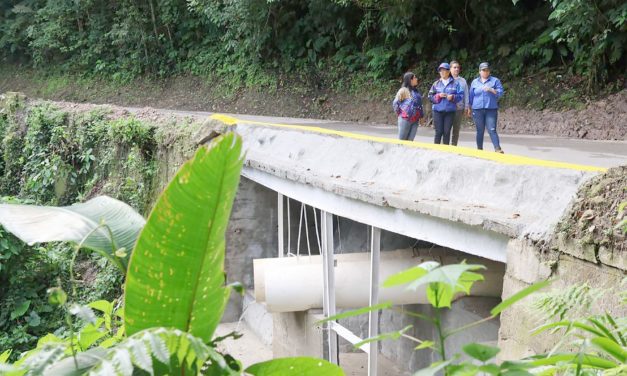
[{"x1": 254, "y1": 249, "x2": 504, "y2": 313}]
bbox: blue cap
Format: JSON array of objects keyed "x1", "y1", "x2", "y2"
[
  {"x1": 438, "y1": 62, "x2": 450, "y2": 71},
  {"x1": 479, "y1": 62, "x2": 490, "y2": 70}
]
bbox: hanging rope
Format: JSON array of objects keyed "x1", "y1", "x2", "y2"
[
  {"x1": 312, "y1": 207, "x2": 321, "y2": 254},
  {"x1": 296, "y1": 202, "x2": 304, "y2": 258},
  {"x1": 303, "y1": 204, "x2": 312, "y2": 257},
  {"x1": 286, "y1": 197, "x2": 291, "y2": 256}
]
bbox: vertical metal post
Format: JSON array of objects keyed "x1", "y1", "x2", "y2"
[
  {"x1": 277, "y1": 193, "x2": 284, "y2": 258},
  {"x1": 368, "y1": 226, "x2": 381, "y2": 376},
  {"x1": 321, "y1": 210, "x2": 338, "y2": 364}
]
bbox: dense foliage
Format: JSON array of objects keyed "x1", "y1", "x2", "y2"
[
  {"x1": 0, "y1": 96, "x2": 157, "y2": 357},
  {"x1": 0, "y1": 0, "x2": 624, "y2": 90},
  {"x1": 0, "y1": 133, "x2": 343, "y2": 375}
]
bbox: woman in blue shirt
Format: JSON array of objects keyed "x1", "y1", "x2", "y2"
[
  {"x1": 428, "y1": 63, "x2": 463, "y2": 145},
  {"x1": 469, "y1": 62, "x2": 505, "y2": 153}
]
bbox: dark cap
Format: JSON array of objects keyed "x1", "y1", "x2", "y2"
[{"x1": 479, "y1": 62, "x2": 490, "y2": 70}]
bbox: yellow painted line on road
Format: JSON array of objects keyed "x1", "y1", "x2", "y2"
[{"x1": 210, "y1": 114, "x2": 607, "y2": 173}]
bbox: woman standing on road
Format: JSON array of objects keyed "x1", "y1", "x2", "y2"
[
  {"x1": 428, "y1": 63, "x2": 462, "y2": 144},
  {"x1": 392, "y1": 72, "x2": 424, "y2": 141},
  {"x1": 469, "y1": 62, "x2": 505, "y2": 153}
]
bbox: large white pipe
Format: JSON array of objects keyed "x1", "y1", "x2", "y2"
[{"x1": 254, "y1": 249, "x2": 504, "y2": 313}]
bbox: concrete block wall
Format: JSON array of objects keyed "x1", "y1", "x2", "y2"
[
  {"x1": 498, "y1": 238, "x2": 627, "y2": 359},
  {"x1": 224, "y1": 177, "x2": 278, "y2": 321}
]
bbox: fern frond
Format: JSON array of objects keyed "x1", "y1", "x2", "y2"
[
  {"x1": 22, "y1": 342, "x2": 68, "y2": 375},
  {"x1": 532, "y1": 283, "x2": 605, "y2": 322},
  {"x1": 87, "y1": 327, "x2": 235, "y2": 376}
]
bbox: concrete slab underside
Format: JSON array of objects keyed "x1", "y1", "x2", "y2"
[{"x1": 244, "y1": 166, "x2": 510, "y2": 262}]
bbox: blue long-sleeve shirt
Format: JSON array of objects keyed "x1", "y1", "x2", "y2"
[
  {"x1": 428, "y1": 77, "x2": 462, "y2": 112},
  {"x1": 469, "y1": 76, "x2": 504, "y2": 110}
]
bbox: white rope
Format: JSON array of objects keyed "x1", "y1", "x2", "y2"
[
  {"x1": 287, "y1": 197, "x2": 291, "y2": 256},
  {"x1": 303, "y1": 204, "x2": 312, "y2": 257},
  {"x1": 296, "y1": 202, "x2": 304, "y2": 258},
  {"x1": 313, "y1": 207, "x2": 321, "y2": 253}
]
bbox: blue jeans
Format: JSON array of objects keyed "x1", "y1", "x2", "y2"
[
  {"x1": 433, "y1": 111, "x2": 454, "y2": 144},
  {"x1": 473, "y1": 109, "x2": 501, "y2": 150},
  {"x1": 398, "y1": 117, "x2": 418, "y2": 141}
]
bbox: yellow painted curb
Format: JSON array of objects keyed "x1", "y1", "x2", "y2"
[{"x1": 210, "y1": 114, "x2": 607, "y2": 173}]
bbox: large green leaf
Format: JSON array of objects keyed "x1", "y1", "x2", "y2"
[
  {"x1": 246, "y1": 357, "x2": 345, "y2": 376},
  {"x1": 124, "y1": 133, "x2": 244, "y2": 342},
  {"x1": 590, "y1": 337, "x2": 627, "y2": 363},
  {"x1": 528, "y1": 353, "x2": 617, "y2": 369},
  {"x1": 0, "y1": 196, "x2": 145, "y2": 271},
  {"x1": 406, "y1": 262, "x2": 486, "y2": 308},
  {"x1": 462, "y1": 343, "x2": 500, "y2": 362},
  {"x1": 383, "y1": 265, "x2": 428, "y2": 288},
  {"x1": 491, "y1": 280, "x2": 551, "y2": 316},
  {"x1": 316, "y1": 302, "x2": 392, "y2": 324}
]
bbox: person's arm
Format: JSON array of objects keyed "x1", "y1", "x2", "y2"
[
  {"x1": 493, "y1": 78, "x2": 504, "y2": 99},
  {"x1": 468, "y1": 81, "x2": 475, "y2": 108},
  {"x1": 463, "y1": 79, "x2": 470, "y2": 109},
  {"x1": 428, "y1": 83, "x2": 438, "y2": 104},
  {"x1": 453, "y1": 82, "x2": 463, "y2": 104}
]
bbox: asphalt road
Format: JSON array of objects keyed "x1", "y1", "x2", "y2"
[{"x1": 150, "y1": 108, "x2": 627, "y2": 169}]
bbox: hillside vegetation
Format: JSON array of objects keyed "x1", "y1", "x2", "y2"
[{"x1": 1, "y1": 0, "x2": 624, "y2": 93}]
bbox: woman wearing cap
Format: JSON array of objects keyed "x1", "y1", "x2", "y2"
[
  {"x1": 428, "y1": 62, "x2": 463, "y2": 144},
  {"x1": 392, "y1": 72, "x2": 424, "y2": 141},
  {"x1": 469, "y1": 62, "x2": 505, "y2": 153}
]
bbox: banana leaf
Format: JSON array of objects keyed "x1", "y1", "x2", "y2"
[
  {"x1": 0, "y1": 196, "x2": 145, "y2": 271},
  {"x1": 124, "y1": 133, "x2": 244, "y2": 342}
]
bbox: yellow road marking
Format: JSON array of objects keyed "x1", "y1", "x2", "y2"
[{"x1": 210, "y1": 114, "x2": 607, "y2": 173}]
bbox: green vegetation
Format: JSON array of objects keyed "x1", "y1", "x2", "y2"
[
  {"x1": 0, "y1": 134, "x2": 343, "y2": 375},
  {"x1": 0, "y1": 96, "x2": 160, "y2": 358},
  {"x1": 0, "y1": 1, "x2": 624, "y2": 93},
  {"x1": 322, "y1": 261, "x2": 626, "y2": 376}
]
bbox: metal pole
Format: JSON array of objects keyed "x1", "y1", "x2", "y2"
[
  {"x1": 321, "y1": 210, "x2": 338, "y2": 364},
  {"x1": 368, "y1": 226, "x2": 381, "y2": 376},
  {"x1": 278, "y1": 193, "x2": 284, "y2": 258}
]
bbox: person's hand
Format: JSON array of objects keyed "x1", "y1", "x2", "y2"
[
  {"x1": 465, "y1": 108, "x2": 471, "y2": 117},
  {"x1": 446, "y1": 94, "x2": 454, "y2": 101},
  {"x1": 482, "y1": 86, "x2": 490, "y2": 92},
  {"x1": 419, "y1": 117, "x2": 427, "y2": 126}
]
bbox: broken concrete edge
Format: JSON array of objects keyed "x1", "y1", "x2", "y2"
[{"x1": 207, "y1": 116, "x2": 600, "y2": 243}]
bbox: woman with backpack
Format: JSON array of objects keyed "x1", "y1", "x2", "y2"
[
  {"x1": 392, "y1": 72, "x2": 424, "y2": 141},
  {"x1": 428, "y1": 62, "x2": 463, "y2": 145}
]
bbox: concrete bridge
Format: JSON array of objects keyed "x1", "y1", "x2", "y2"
[
  {"x1": 8, "y1": 96, "x2": 623, "y2": 375},
  {"x1": 194, "y1": 113, "x2": 625, "y2": 375}
]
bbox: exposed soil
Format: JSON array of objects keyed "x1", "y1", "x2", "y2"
[
  {"x1": 1, "y1": 70, "x2": 625, "y2": 140},
  {"x1": 558, "y1": 165, "x2": 627, "y2": 253}
]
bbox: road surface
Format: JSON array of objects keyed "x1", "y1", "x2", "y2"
[{"x1": 143, "y1": 108, "x2": 627, "y2": 169}]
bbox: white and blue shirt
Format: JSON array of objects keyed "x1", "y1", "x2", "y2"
[{"x1": 469, "y1": 76, "x2": 504, "y2": 110}]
